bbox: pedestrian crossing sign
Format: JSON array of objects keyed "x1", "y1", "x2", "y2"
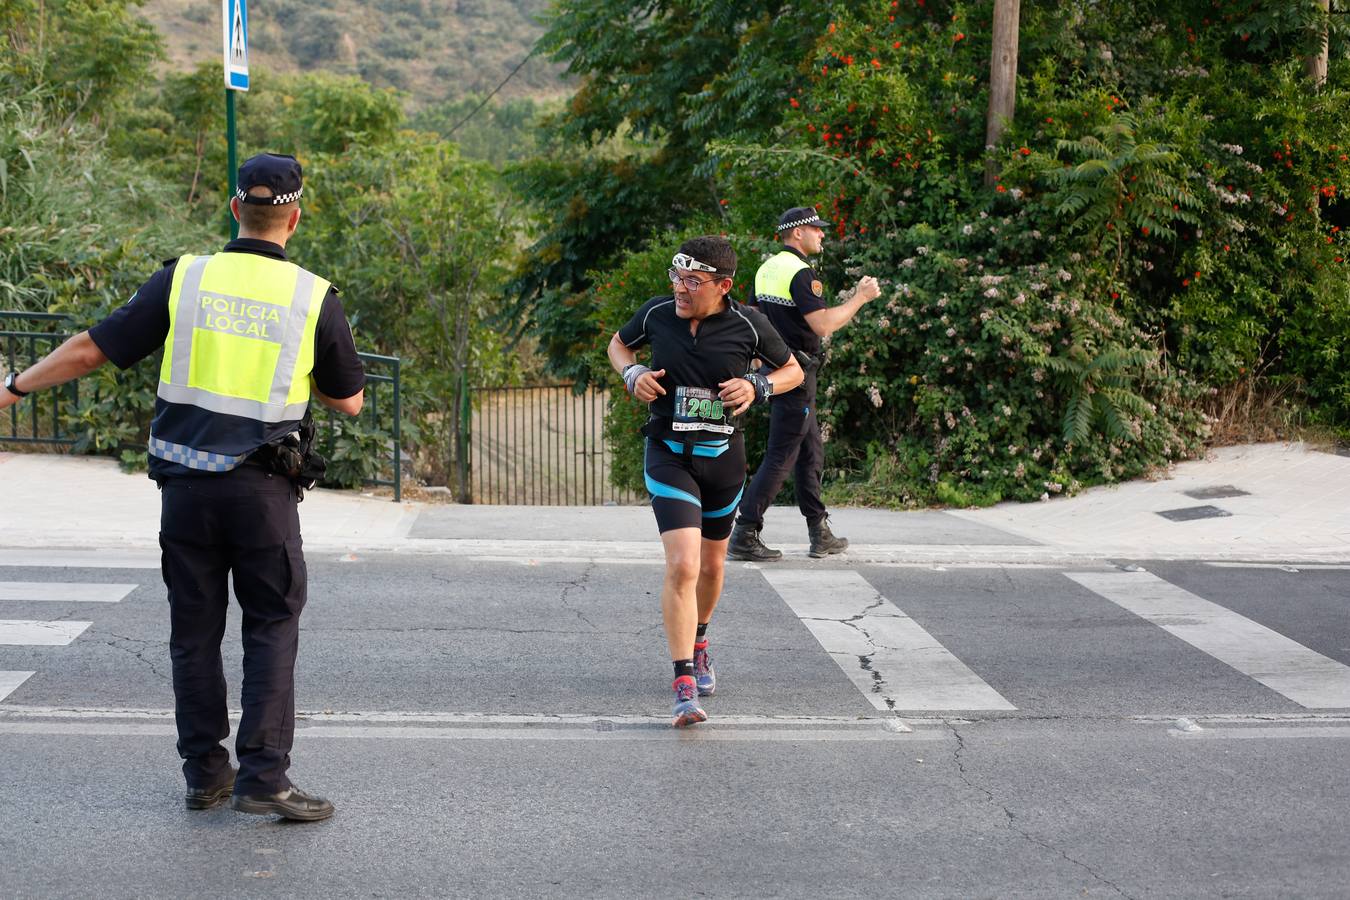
[{"x1": 222, "y1": 0, "x2": 249, "y2": 91}]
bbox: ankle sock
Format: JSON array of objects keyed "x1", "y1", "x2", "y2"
[
  {"x1": 673, "y1": 659, "x2": 695, "y2": 680},
  {"x1": 696, "y1": 622, "x2": 709, "y2": 640}
]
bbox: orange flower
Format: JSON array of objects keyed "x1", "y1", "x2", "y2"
[
  {"x1": 871, "y1": 58, "x2": 881, "y2": 68},
  {"x1": 954, "y1": 32, "x2": 965, "y2": 41},
  {"x1": 1019, "y1": 147, "x2": 1030, "y2": 156}
]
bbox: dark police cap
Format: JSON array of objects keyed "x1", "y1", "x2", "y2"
[
  {"x1": 236, "y1": 153, "x2": 303, "y2": 205},
  {"x1": 776, "y1": 206, "x2": 832, "y2": 232}
]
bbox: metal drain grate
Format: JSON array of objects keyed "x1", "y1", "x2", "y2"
[{"x1": 1156, "y1": 505, "x2": 1233, "y2": 522}]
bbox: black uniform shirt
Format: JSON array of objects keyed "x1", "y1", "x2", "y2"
[
  {"x1": 748, "y1": 245, "x2": 826, "y2": 355},
  {"x1": 617, "y1": 294, "x2": 791, "y2": 429},
  {"x1": 88, "y1": 238, "x2": 366, "y2": 477}
]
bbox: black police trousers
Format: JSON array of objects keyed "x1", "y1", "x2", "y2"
[
  {"x1": 158, "y1": 465, "x2": 306, "y2": 795},
  {"x1": 737, "y1": 369, "x2": 828, "y2": 529}
]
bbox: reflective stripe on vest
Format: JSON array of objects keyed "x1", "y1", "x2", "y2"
[
  {"x1": 149, "y1": 252, "x2": 328, "y2": 472},
  {"x1": 753, "y1": 251, "x2": 811, "y2": 308}
]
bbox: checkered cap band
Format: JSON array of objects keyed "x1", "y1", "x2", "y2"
[
  {"x1": 236, "y1": 187, "x2": 303, "y2": 206},
  {"x1": 776, "y1": 215, "x2": 826, "y2": 232}
]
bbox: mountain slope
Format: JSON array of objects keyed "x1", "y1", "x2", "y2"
[{"x1": 138, "y1": 0, "x2": 564, "y2": 106}]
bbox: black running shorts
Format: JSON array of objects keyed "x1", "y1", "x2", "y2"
[{"x1": 644, "y1": 432, "x2": 746, "y2": 540}]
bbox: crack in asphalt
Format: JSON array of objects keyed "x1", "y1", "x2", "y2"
[
  {"x1": 947, "y1": 721, "x2": 1136, "y2": 899},
  {"x1": 93, "y1": 630, "x2": 170, "y2": 683},
  {"x1": 557, "y1": 561, "x2": 599, "y2": 631}
]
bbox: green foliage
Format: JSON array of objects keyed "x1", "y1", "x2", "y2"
[
  {"x1": 292, "y1": 136, "x2": 522, "y2": 484},
  {"x1": 511, "y1": 0, "x2": 834, "y2": 375},
  {"x1": 411, "y1": 95, "x2": 553, "y2": 166},
  {"x1": 318, "y1": 414, "x2": 389, "y2": 488},
  {"x1": 575, "y1": 0, "x2": 1350, "y2": 504},
  {"x1": 0, "y1": 0, "x2": 163, "y2": 120}
]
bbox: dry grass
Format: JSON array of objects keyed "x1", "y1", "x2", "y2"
[{"x1": 1199, "y1": 377, "x2": 1340, "y2": 450}]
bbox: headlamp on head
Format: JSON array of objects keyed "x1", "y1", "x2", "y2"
[{"x1": 671, "y1": 252, "x2": 733, "y2": 278}]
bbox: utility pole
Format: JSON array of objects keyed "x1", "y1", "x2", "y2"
[{"x1": 984, "y1": 0, "x2": 1020, "y2": 186}]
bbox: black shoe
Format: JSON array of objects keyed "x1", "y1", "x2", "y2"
[
  {"x1": 230, "y1": 785, "x2": 335, "y2": 822},
  {"x1": 185, "y1": 769, "x2": 237, "y2": 811},
  {"x1": 727, "y1": 523, "x2": 783, "y2": 562},
  {"x1": 808, "y1": 517, "x2": 849, "y2": 558}
]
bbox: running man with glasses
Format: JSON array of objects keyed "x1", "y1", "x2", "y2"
[{"x1": 607, "y1": 236, "x2": 802, "y2": 726}]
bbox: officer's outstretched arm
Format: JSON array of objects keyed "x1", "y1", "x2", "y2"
[
  {"x1": 313, "y1": 385, "x2": 364, "y2": 417},
  {"x1": 0, "y1": 332, "x2": 107, "y2": 412}
]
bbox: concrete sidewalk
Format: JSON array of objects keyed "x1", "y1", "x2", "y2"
[{"x1": 0, "y1": 442, "x2": 1346, "y2": 563}]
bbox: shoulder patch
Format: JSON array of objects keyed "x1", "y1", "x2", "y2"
[{"x1": 811, "y1": 279, "x2": 824, "y2": 297}]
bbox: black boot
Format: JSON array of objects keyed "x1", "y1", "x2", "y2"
[
  {"x1": 808, "y1": 517, "x2": 849, "y2": 558},
  {"x1": 727, "y1": 522, "x2": 783, "y2": 562}
]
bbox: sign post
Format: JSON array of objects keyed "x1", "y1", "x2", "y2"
[{"x1": 222, "y1": 0, "x2": 249, "y2": 239}]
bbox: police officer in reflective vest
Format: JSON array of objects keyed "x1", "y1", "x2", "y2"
[
  {"x1": 729, "y1": 207, "x2": 880, "y2": 561},
  {"x1": 0, "y1": 154, "x2": 366, "y2": 820}
]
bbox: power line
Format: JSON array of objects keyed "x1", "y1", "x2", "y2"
[{"x1": 444, "y1": 49, "x2": 538, "y2": 138}]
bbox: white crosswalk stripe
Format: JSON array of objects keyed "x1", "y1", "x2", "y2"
[
  {"x1": 0, "y1": 671, "x2": 34, "y2": 702},
  {"x1": 0, "y1": 620, "x2": 92, "y2": 646},
  {"x1": 1065, "y1": 570, "x2": 1350, "y2": 709},
  {"x1": 761, "y1": 569, "x2": 1016, "y2": 712},
  {"x1": 0, "y1": 575, "x2": 135, "y2": 703},
  {"x1": 0, "y1": 582, "x2": 137, "y2": 603}
]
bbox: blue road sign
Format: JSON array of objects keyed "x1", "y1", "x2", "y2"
[{"x1": 222, "y1": 0, "x2": 249, "y2": 91}]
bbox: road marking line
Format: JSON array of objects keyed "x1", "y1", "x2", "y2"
[
  {"x1": 1065, "y1": 570, "x2": 1350, "y2": 708},
  {"x1": 1204, "y1": 562, "x2": 1350, "y2": 571},
  {"x1": 0, "y1": 620, "x2": 92, "y2": 646},
  {"x1": 0, "y1": 582, "x2": 137, "y2": 603},
  {"x1": 0, "y1": 550, "x2": 160, "y2": 569},
  {"x1": 760, "y1": 570, "x2": 1017, "y2": 712},
  {"x1": 0, "y1": 709, "x2": 941, "y2": 743},
  {"x1": 0, "y1": 672, "x2": 34, "y2": 702},
  {"x1": 1168, "y1": 726, "x2": 1350, "y2": 740}
]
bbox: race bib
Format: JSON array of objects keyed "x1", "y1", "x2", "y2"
[{"x1": 672, "y1": 385, "x2": 733, "y2": 434}]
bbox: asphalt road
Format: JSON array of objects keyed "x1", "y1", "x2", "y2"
[{"x1": 2, "y1": 551, "x2": 1348, "y2": 898}]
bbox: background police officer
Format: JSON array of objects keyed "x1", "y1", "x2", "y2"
[
  {"x1": 729, "y1": 207, "x2": 880, "y2": 561},
  {"x1": 0, "y1": 153, "x2": 366, "y2": 821}
]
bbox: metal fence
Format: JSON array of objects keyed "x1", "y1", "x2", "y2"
[
  {"x1": 1, "y1": 312, "x2": 79, "y2": 446},
  {"x1": 1, "y1": 311, "x2": 402, "y2": 500},
  {"x1": 469, "y1": 384, "x2": 640, "y2": 506},
  {"x1": 317, "y1": 352, "x2": 403, "y2": 502}
]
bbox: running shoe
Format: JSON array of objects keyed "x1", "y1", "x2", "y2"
[
  {"x1": 693, "y1": 639, "x2": 716, "y2": 697},
  {"x1": 671, "y1": 675, "x2": 707, "y2": 727}
]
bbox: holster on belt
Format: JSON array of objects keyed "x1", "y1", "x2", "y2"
[
  {"x1": 249, "y1": 410, "x2": 328, "y2": 498},
  {"x1": 793, "y1": 349, "x2": 823, "y2": 376}
]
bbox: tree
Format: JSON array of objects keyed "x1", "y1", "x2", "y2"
[
  {"x1": 510, "y1": 0, "x2": 833, "y2": 376},
  {"x1": 293, "y1": 138, "x2": 521, "y2": 494}
]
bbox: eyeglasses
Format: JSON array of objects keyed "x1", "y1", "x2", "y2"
[{"x1": 668, "y1": 268, "x2": 723, "y2": 291}]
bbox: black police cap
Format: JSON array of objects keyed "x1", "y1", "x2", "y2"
[
  {"x1": 236, "y1": 153, "x2": 303, "y2": 206},
  {"x1": 776, "y1": 206, "x2": 832, "y2": 232}
]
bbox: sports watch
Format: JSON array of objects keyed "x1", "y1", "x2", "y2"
[{"x1": 4, "y1": 372, "x2": 28, "y2": 398}]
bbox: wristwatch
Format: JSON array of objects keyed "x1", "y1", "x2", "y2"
[{"x1": 4, "y1": 372, "x2": 27, "y2": 398}]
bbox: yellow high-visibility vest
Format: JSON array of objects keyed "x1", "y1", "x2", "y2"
[
  {"x1": 753, "y1": 251, "x2": 811, "y2": 307},
  {"x1": 149, "y1": 252, "x2": 328, "y2": 472}
]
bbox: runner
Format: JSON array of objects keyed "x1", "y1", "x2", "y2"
[{"x1": 607, "y1": 236, "x2": 802, "y2": 726}]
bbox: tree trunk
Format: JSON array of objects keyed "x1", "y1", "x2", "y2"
[
  {"x1": 1305, "y1": 0, "x2": 1330, "y2": 90},
  {"x1": 984, "y1": 0, "x2": 1021, "y2": 186}
]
